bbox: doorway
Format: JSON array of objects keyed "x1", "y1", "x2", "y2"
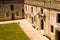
[
  {"x1": 41, "y1": 19, "x2": 44, "y2": 29},
  {"x1": 11, "y1": 13, "x2": 14, "y2": 20},
  {"x1": 32, "y1": 17, "x2": 33, "y2": 24}
]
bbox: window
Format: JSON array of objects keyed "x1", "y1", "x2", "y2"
[
  {"x1": 16, "y1": 12, "x2": 19, "y2": 16},
  {"x1": 41, "y1": 8, "x2": 43, "y2": 14},
  {"x1": 57, "y1": 14, "x2": 60, "y2": 23},
  {"x1": 6, "y1": 12, "x2": 9, "y2": 17},
  {"x1": 10, "y1": 5, "x2": 14, "y2": 11},
  {"x1": 51, "y1": 25, "x2": 54, "y2": 33},
  {"x1": 31, "y1": 7, "x2": 33, "y2": 13}
]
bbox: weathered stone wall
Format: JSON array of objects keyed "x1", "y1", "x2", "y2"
[{"x1": 0, "y1": 3, "x2": 24, "y2": 21}]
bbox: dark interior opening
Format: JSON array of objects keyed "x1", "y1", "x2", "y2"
[
  {"x1": 55, "y1": 29, "x2": 60, "y2": 40},
  {"x1": 32, "y1": 17, "x2": 33, "y2": 24},
  {"x1": 41, "y1": 19, "x2": 44, "y2": 29},
  {"x1": 6, "y1": 12, "x2": 9, "y2": 17},
  {"x1": 45, "y1": 35, "x2": 51, "y2": 40},
  {"x1": 31, "y1": 7, "x2": 33, "y2": 13},
  {"x1": 12, "y1": 13, "x2": 14, "y2": 20},
  {"x1": 34, "y1": 16, "x2": 36, "y2": 21},
  {"x1": 41, "y1": 8, "x2": 43, "y2": 14},
  {"x1": 10, "y1": 5, "x2": 14, "y2": 11},
  {"x1": 32, "y1": 26, "x2": 35, "y2": 29},
  {"x1": 57, "y1": 14, "x2": 60, "y2": 23},
  {"x1": 16, "y1": 12, "x2": 19, "y2": 16},
  {"x1": 22, "y1": 9, "x2": 24, "y2": 12},
  {"x1": 51, "y1": 25, "x2": 54, "y2": 33}
]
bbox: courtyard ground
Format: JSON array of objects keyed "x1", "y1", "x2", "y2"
[
  {"x1": 0, "y1": 19, "x2": 49, "y2": 40},
  {"x1": 0, "y1": 23, "x2": 30, "y2": 40}
]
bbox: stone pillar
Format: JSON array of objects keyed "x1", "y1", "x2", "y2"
[{"x1": 36, "y1": 15, "x2": 40, "y2": 30}]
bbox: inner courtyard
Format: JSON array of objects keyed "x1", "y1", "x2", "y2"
[{"x1": 0, "y1": 0, "x2": 60, "y2": 40}]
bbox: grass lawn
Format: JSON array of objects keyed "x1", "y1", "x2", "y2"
[{"x1": 0, "y1": 23, "x2": 30, "y2": 40}]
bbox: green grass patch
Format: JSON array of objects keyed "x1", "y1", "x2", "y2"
[{"x1": 0, "y1": 23, "x2": 30, "y2": 40}]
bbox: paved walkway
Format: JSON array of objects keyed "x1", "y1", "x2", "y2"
[{"x1": 0, "y1": 19, "x2": 49, "y2": 40}]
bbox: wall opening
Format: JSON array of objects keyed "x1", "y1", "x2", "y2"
[
  {"x1": 34, "y1": 16, "x2": 36, "y2": 21},
  {"x1": 10, "y1": 5, "x2": 14, "y2": 11},
  {"x1": 6, "y1": 12, "x2": 9, "y2": 17},
  {"x1": 51, "y1": 25, "x2": 54, "y2": 33},
  {"x1": 41, "y1": 8, "x2": 43, "y2": 14},
  {"x1": 57, "y1": 14, "x2": 60, "y2": 23},
  {"x1": 22, "y1": 9, "x2": 24, "y2": 12},
  {"x1": 41, "y1": 19, "x2": 44, "y2": 29},
  {"x1": 16, "y1": 12, "x2": 19, "y2": 16},
  {"x1": 32, "y1": 17, "x2": 33, "y2": 24},
  {"x1": 12, "y1": 13, "x2": 14, "y2": 20},
  {"x1": 55, "y1": 29, "x2": 60, "y2": 40},
  {"x1": 31, "y1": 7, "x2": 33, "y2": 13}
]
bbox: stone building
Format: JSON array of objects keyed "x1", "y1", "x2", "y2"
[
  {"x1": 24, "y1": 0, "x2": 60, "y2": 40},
  {"x1": 0, "y1": 0, "x2": 24, "y2": 21}
]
